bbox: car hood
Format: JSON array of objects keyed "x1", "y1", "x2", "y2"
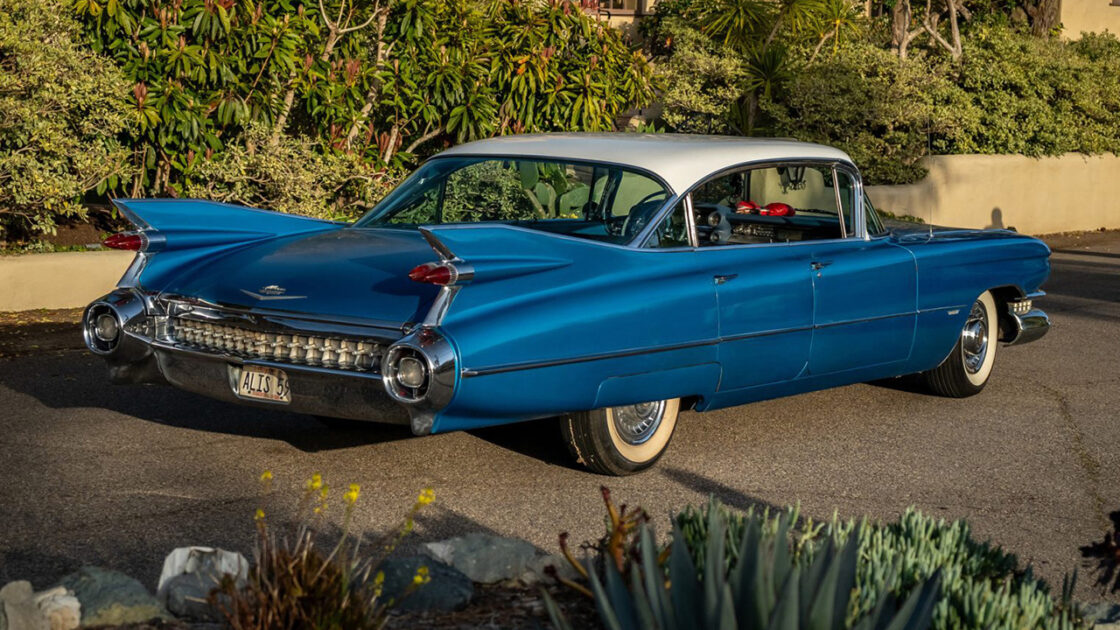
[{"x1": 159, "y1": 227, "x2": 441, "y2": 326}]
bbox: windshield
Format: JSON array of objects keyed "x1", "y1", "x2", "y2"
[{"x1": 353, "y1": 156, "x2": 672, "y2": 244}]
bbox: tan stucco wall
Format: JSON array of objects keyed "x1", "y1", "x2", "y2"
[
  {"x1": 1062, "y1": 0, "x2": 1120, "y2": 37},
  {"x1": 865, "y1": 153, "x2": 1120, "y2": 235},
  {"x1": 0, "y1": 250, "x2": 133, "y2": 311}
]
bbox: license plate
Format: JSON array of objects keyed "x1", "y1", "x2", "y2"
[{"x1": 236, "y1": 365, "x2": 291, "y2": 403}]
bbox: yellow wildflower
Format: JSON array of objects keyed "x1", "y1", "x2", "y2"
[
  {"x1": 343, "y1": 483, "x2": 360, "y2": 505},
  {"x1": 305, "y1": 473, "x2": 323, "y2": 491},
  {"x1": 259, "y1": 470, "x2": 273, "y2": 482},
  {"x1": 320, "y1": 485, "x2": 329, "y2": 500},
  {"x1": 412, "y1": 565, "x2": 430, "y2": 586},
  {"x1": 254, "y1": 508, "x2": 265, "y2": 521},
  {"x1": 417, "y1": 487, "x2": 435, "y2": 506}
]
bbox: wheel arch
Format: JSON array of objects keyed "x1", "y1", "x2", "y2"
[{"x1": 987, "y1": 284, "x2": 1025, "y2": 342}]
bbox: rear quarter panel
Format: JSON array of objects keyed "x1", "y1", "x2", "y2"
[
  {"x1": 900, "y1": 230, "x2": 1050, "y2": 371},
  {"x1": 423, "y1": 226, "x2": 721, "y2": 431}
]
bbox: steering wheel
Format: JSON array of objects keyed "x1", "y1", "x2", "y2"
[{"x1": 620, "y1": 191, "x2": 670, "y2": 239}]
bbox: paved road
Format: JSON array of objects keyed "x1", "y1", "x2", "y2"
[{"x1": 1, "y1": 233, "x2": 1117, "y2": 606}]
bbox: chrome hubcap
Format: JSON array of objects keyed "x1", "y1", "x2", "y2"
[
  {"x1": 961, "y1": 300, "x2": 989, "y2": 374},
  {"x1": 612, "y1": 400, "x2": 666, "y2": 445}
]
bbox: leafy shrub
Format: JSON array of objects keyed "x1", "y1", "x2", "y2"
[
  {"x1": 214, "y1": 472, "x2": 434, "y2": 629},
  {"x1": 0, "y1": 0, "x2": 131, "y2": 239},
  {"x1": 654, "y1": 21, "x2": 748, "y2": 135},
  {"x1": 761, "y1": 40, "x2": 968, "y2": 185},
  {"x1": 182, "y1": 125, "x2": 396, "y2": 222},
  {"x1": 675, "y1": 500, "x2": 1085, "y2": 630},
  {"x1": 548, "y1": 495, "x2": 941, "y2": 630},
  {"x1": 938, "y1": 27, "x2": 1120, "y2": 158}
]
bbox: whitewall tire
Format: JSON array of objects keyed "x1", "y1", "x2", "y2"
[{"x1": 561, "y1": 398, "x2": 680, "y2": 476}]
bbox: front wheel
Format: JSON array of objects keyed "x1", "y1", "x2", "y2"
[
  {"x1": 561, "y1": 398, "x2": 680, "y2": 476},
  {"x1": 923, "y1": 291, "x2": 998, "y2": 397}
]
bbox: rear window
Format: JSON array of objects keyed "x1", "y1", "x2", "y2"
[{"x1": 354, "y1": 157, "x2": 671, "y2": 245}]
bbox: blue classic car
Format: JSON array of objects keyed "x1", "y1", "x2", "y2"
[{"x1": 84, "y1": 134, "x2": 1050, "y2": 475}]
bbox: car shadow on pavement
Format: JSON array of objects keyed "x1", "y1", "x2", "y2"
[
  {"x1": 660, "y1": 466, "x2": 781, "y2": 516},
  {"x1": 468, "y1": 417, "x2": 577, "y2": 470},
  {"x1": 1, "y1": 352, "x2": 414, "y2": 453}
]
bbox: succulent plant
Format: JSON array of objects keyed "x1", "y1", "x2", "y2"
[
  {"x1": 546, "y1": 505, "x2": 942, "y2": 630},
  {"x1": 673, "y1": 500, "x2": 1086, "y2": 630}
]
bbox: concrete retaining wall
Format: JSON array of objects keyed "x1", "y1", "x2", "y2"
[
  {"x1": 865, "y1": 153, "x2": 1120, "y2": 235},
  {"x1": 0, "y1": 251, "x2": 133, "y2": 312},
  {"x1": 1062, "y1": 1, "x2": 1120, "y2": 38}
]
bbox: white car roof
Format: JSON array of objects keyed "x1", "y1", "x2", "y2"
[{"x1": 437, "y1": 133, "x2": 854, "y2": 193}]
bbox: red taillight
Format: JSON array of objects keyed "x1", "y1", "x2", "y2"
[
  {"x1": 103, "y1": 232, "x2": 144, "y2": 251},
  {"x1": 409, "y1": 262, "x2": 455, "y2": 285}
]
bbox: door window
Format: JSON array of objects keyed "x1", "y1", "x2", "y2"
[{"x1": 689, "y1": 164, "x2": 858, "y2": 246}]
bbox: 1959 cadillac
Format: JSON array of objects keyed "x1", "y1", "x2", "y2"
[{"x1": 84, "y1": 134, "x2": 1050, "y2": 475}]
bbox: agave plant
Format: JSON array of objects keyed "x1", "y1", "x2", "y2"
[{"x1": 547, "y1": 506, "x2": 941, "y2": 630}]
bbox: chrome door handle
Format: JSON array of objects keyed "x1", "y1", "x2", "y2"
[
  {"x1": 714, "y1": 274, "x2": 739, "y2": 285},
  {"x1": 810, "y1": 261, "x2": 833, "y2": 271}
]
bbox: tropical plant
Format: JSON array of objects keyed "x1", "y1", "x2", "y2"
[
  {"x1": 546, "y1": 500, "x2": 943, "y2": 630},
  {"x1": 0, "y1": 0, "x2": 132, "y2": 239}
]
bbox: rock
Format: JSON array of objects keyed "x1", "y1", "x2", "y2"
[
  {"x1": 1083, "y1": 602, "x2": 1120, "y2": 627},
  {"x1": 155, "y1": 546, "x2": 246, "y2": 621},
  {"x1": 34, "y1": 587, "x2": 80, "y2": 630},
  {"x1": 1, "y1": 581, "x2": 41, "y2": 630},
  {"x1": 164, "y1": 573, "x2": 229, "y2": 622},
  {"x1": 378, "y1": 557, "x2": 473, "y2": 612},
  {"x1": 422, "y1": 533, "x2": 538, "y2": 584},
  {"x1": 521, "y1": 554, "x2": 580, "y2": 585},
  {"x1": 56, "y1": 567, "x2": 165, "y2": 627},
  {"x1": 0, "y1": 581, "x2": 80, "y2": 630},
  {"x1": 156, "y1": 546, "x2": 248, "y2": 602}
]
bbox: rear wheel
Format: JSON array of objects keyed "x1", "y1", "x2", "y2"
[
  {"x1": 561, "y1": 398, "x2": 680, "y2": 476},
  {"x1": 923, "y1": 291, "x2": 998, "y2": 397}
]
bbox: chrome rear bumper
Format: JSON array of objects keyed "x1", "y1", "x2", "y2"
[
  {"x1": 149, "y1": 344, "x2": 409, "y2": 425},
  {"x1": 81, "y1": 288, "x2": 453, "y2": 433}
]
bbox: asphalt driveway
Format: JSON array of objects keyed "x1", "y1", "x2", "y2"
[{"x1": 1, "y1": 232, "x2": 1117, "y2": 606}]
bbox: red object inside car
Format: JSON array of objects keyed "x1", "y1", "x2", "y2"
[
  {"x1": 735, "y1": 201, "x2": 760, "y2": 214},
  {"x1": 761, "y1": 202, "x2": 795, "y2": 217}
]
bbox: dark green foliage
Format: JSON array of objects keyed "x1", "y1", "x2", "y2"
[
  {"x1": 547, "y1": 504, "x2": 942, "y2": 630},
  {"x1": 674, "y1": 500, "x2": 1087, "y2": 630},
  {"x1": 0, "y1": 0, "x2": 132, "y2": 239},
  {"x1": 937, "y1": 27, "x2": 1120, "y2": 158},
  {"x1": 760, "y1": 41, "x2": 968, "y2": 185}
]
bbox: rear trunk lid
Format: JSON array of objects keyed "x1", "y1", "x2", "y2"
[{"x1": 160, "y1": 227, "x2": 441, "y2": 326}]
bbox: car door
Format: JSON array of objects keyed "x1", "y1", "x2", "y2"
[
  {"x1": 709, "y1": 245, "x2": 815, "y2": 390},
  {"x1": 676, "y1": 170, "x2": 815, "y2": 391},
  {"x1": 807, "y1": 171, "x2": 917, "y2": 375}
]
